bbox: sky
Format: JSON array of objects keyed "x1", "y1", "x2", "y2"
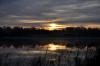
[{"x1": 0, "y1": 0, "x2": 100, "y2": 28}]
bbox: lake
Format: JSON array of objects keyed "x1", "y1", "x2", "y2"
[{"x1": 0, "y1": 37, "x2": 99, "y2": 66}]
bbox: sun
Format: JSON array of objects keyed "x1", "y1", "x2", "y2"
[
  {"x1": 48, "y1": 23, "x2": 57, "y2": 30},
  {"x1": 49, "y1": 23, "x2": 57, "y2": 27},
  {"x1": 42, "y1": 23, "x2": 66, "y2": 30}
]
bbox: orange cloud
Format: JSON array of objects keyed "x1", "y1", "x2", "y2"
[{"x1": 19, "y1": 18, "x2": 63, "y2": 23}]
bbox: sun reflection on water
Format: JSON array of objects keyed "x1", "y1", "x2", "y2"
[{"x1": 43, "y1": 43, "x2": 66, "y2": 51}]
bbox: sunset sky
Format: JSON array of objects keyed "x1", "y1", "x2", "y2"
[{"x1": 0, "y1": 0, "x2": 100, "y2": 28}]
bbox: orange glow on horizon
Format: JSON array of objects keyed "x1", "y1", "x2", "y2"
[
  {"x1": 20, "y1": 17, "x2": 100, "y2": 29},
  {"x1": 48, "y1": 23, "x2": 57, "y2": 30},
  {"x1": 43, "y1": 23, "x2": 66, "y2": 30}
]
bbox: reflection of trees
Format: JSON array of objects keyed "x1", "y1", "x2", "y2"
[{"x1": 87, "y1": 48, "x2": 100, "y2": 66}]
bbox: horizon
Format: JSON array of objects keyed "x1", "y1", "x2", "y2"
[{"x1": 0, "y1": 23, "x2": 100, "y2": 31}]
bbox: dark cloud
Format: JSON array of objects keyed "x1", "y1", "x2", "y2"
[{"x1": 0, "y1": 0, "x2": 100, "y2": 26}]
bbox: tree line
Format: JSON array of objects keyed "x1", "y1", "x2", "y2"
[{"x1": 0, "y1": 26, "x2": 100, "y2": 37}]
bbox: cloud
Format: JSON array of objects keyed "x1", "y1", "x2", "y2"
[{"x1": 0, "y1": 0, "x2": 100, "y2": 26}]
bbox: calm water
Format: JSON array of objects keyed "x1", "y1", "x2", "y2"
[{"x1": 0, "y1": 37, "x2": 99, "y2": 66}]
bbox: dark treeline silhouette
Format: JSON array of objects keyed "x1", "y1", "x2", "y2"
[{"x1": 0, "y1": 26, "x2": 100, "y2": 37}]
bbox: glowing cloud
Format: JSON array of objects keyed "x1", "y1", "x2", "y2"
[{"x1": 19, "y1": 18, "x2": 62, "y2": 24}]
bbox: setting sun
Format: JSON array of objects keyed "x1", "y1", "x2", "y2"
[
  {"x1": 48, "y1": 23, "x2": 57, "y2": 30},
  {"x1": 43, "y1": 23, "x2": 66, "y2": 30}
]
